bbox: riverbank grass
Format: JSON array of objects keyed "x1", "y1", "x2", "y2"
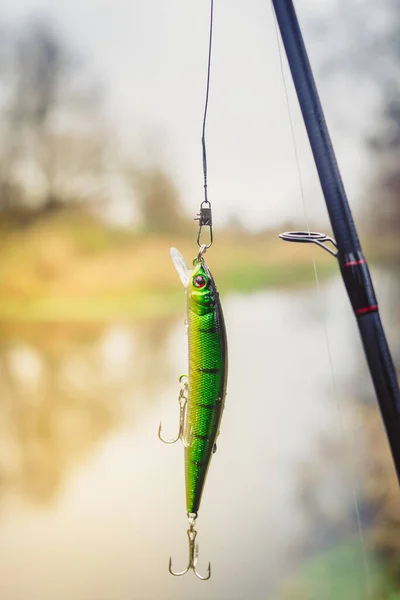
[{"x1": 0, "y1": 216, "x2": 338, "y2": 321}]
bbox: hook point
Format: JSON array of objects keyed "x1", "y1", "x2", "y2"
[{"x1": 194, "y1": 562, "x2": 211, "y2": 581}]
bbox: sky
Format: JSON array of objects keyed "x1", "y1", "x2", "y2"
[{"x1": 0, "y1": 0, "x2": 380, "y2": 230}]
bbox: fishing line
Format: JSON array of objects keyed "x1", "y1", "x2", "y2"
[
  {"x1": 270, "y1": 5, "x2": 374, "y2": 598},
  {"x1": 201, "y1": 0, "x2": 214, "y2": 206},
  {"x1": 195, "y1": 0, "x2": 214, "y2": 251}
]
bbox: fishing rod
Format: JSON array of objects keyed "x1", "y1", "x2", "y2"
[{"x1": 271, "y1": 0, "x2": 400, "y2": 484}]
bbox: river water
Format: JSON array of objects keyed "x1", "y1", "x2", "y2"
[{"x1": 0, "y1": 272, "x2": 397, "y2": 600}]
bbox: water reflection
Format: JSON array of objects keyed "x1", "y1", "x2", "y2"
[
  {"x1": 0, "y1": 275, "x2": 396, "y2": 599},
  {"x1": 0, "y1": 319, "x2": 175, "y2": 507}
]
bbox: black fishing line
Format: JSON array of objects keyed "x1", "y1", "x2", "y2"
[{"x1": 201, "y1": 0, "x2": 214, "y2": 205}]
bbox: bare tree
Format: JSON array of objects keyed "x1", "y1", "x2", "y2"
[
  {"x1": 0, "y1": 21, "x2": 108, "y2": 220},
  {"x1": 132, "y1": 165, "x2": 189, "y2": 234}
]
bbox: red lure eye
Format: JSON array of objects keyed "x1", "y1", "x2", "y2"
[{"x1": 193, "y1": 275, "x2": 206, "y2": 288}]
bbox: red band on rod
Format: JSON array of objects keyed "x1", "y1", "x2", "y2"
[
  {"x1": 355, "y1": 304, "x2": 378, "y2": 315},
  {"x1": 343, "y1": 259, "x2": 366, "y2": 267}
]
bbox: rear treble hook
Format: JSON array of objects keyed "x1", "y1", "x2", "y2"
[
  {"x1": 169, "y1": 515, "x2": 211, "y2": 581},
  {"x1": 158, "y1": 376, "x2": 189, "y2": 445}
]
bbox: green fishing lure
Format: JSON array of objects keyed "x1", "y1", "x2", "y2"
[{"x1": 159, "y1": 247, "x2": 228, "y2": 579}]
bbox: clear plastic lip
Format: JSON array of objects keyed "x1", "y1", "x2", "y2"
[{"x1": 170, "y1": 248, "x2": 192, "y2": 288}]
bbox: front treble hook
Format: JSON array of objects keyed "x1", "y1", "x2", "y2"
[
  {"x1": 169, "y1": 516, "x2": 211, "y2": 581},
  {"x1": 158, "y1": 376, "x2": 189, "y2": 445}
]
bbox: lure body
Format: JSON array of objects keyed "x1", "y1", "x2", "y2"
[
  {"x1": 171, "y1": 248, "x2": 228, "y2": 516},
  {"x1": 185, "y1": 259, "x2": 227, "y2": 515}
]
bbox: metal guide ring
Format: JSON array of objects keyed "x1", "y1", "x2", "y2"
[
  {"x1": 279, "y1": 231, "x2": 328, "y2": 242},
  {"x1": 279, "y1": 230, "x2": 338, "y2": 257}
]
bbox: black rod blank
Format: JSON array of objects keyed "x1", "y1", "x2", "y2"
[{"x1": 272, "y1": 0, "x2": 400, "y2": 483}]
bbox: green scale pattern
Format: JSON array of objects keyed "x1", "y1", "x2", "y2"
[{"x1": 185, "y1": 260, "x2": 228, "y2": 515}]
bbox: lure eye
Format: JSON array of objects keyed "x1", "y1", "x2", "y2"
[{"x1": 193, "y1": 275, "x2": 207, "y2": 289}]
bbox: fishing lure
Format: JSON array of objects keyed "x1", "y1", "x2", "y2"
[
  {"x1": 158, "y1": 245, "x2": 228, "y2": 580},
  {"x1": 158, "y1": 0, "x2": 227, "y2": 579}
]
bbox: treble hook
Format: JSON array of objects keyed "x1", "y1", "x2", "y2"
[
  {"x1": 158, "y1": 376, "x2": 189, "y2": 445},
  {"x1": 169, "y1": 516, "x2": 211, "y2": 580}
]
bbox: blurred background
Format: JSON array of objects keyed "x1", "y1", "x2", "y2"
[{"x1": 0, "y1": 0, "x2": 398, "y2": 598}]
